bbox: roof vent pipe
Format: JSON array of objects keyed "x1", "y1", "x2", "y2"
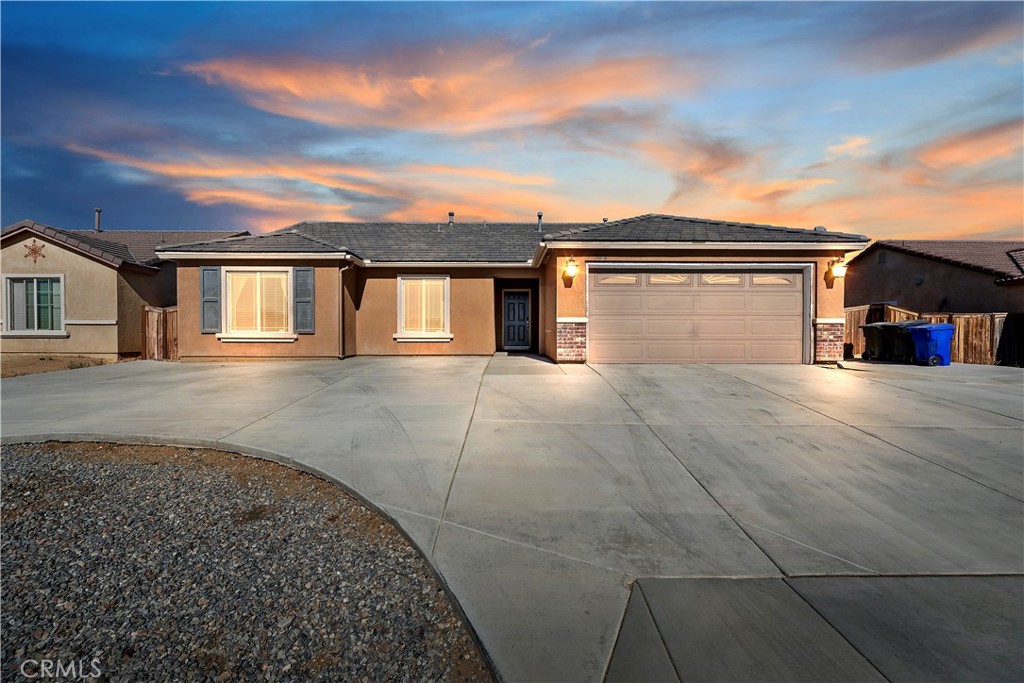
[
  {"x1": 448, "y1": 211, "x2": 454, "y2": 226},
  {"x1": 602, "y1": 217, "x2": 608, "y2": 223},
  {"x1": 537, "y1": 211, "x2": 543, "y2": 231},
  {"x1": 94, "y1": 207, "x2": 102, "y2": 232}
]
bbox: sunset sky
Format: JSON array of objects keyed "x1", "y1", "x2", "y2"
[{"x1": 2, "y1": 2, "x2": 1022, "y2": 239}]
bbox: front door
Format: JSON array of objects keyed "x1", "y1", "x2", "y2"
[{"x1": 503, "y1": 290, "x2": 530, "y2": 350}]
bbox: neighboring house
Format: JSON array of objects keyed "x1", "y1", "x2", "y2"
[
  {"x1": 157, "y1": 213, "x2": 867, "y2": 364},
  {"x1": 845, "y1": 240, "x2": 1024, "y2": 314},
  {"x1": 1, "y1": 220, "x2": 246, "y2": 359}
]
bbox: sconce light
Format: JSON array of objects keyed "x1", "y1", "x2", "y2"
[
  {"x1": 564, "y1": 257, "x2": 579, "y2": 279},
  {"x1": 829, "y1": 259, "x2": 848, "y2": 278}
]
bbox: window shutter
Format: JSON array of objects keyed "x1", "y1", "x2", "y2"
[
  {"x1": 200, "y1": 266, "x2": 221, "y2": 333},
  {"x1": 293, "y1": 267, "x2": 315, "y2": 334}
]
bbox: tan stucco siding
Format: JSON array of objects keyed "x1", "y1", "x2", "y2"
[
  {"x1": 176, "y1": 261, "x2": 342, "y2": 360},
  {"x1": 0, "y1": 232, "x2": 119, "y2": 355},
  {"x1": 356, "y1": 268, "x2": 515, "y2": 355},
  {"x1": 540, "y1": 257, "x2": 558, "y2": 359},
  {"x1": 117, "y1": 269, "x2": 174, "y2": 355},
  {"x1": 547, "y1": 250, "x2": 849, "y2": 320}
]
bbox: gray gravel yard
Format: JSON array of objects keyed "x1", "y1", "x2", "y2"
[{"x1": 1, "y1": 442, "x2": 492, "y2": 682}]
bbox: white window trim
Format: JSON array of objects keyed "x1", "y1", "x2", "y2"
[
  {"x1": 2, "y1": 274, "x2": 67, "y2": 337},
  {"x1": 216, "y1": 266, "x2": 296, "y2": 342},
  {"x1": 393, "y1": 274, "x2": 453, "y2": 342}
]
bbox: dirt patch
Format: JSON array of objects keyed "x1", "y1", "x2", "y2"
[{"x1": 0, "y1": 354, "x2": 113, "y2": 378}]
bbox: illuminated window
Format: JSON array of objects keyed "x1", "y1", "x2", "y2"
[
  {"x1": 397, "y1": 276, "x2": 450, "y2": 339},
  {"x1": 595, "y1": 273, "x2": 639, "y2": 285},
  {"x1": 225, "y1": 270, "x2": 290, "y2": 334},
  {"x1": 4, "y1": 276, "x2": 63, "y2": 333},
  {"x1": 700, "y1": 273, "x2": 742, "y2": 286},
  {"x1": 648, "y1": 273, "x2": 692, "y2": 286},
  {"x1": 751, "y1": 273, "x2": 796, "y2": 286}
]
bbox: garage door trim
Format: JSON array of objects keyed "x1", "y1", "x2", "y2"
[{"x1": 585, "y1": 262, "x2": 815, "y2": 363}]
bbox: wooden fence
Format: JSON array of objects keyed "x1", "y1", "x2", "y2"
[
  {"x1": 844, "y1": 304, "x2": 1021, "y2": 366},
  {"x1": 142, "y1": 306, "x2": 178, "y2": 361}
]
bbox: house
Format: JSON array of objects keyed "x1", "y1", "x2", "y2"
[
  {"x1": 1, "y1": 220, "x2": 246, "y2": 359},
  {"x1": 157, "y1": 213, "x2": 868, "y2": 364},
  {"x1": 844, "y1": 240, "x2": 1024, "y2": 314}
]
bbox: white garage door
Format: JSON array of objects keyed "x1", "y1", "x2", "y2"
[{"x1": 588, "y1": 270, "x2": 805, "y2": 363}]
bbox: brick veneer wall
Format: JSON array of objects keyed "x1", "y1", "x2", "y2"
[
  {"x1": 556, "y1": 321, "x2": 587, "y2": 362},
  {"x1": 815, "y1": 322, "x2": 845, "y2": 363}
]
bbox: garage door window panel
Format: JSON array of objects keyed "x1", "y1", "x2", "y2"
[
  {"x1": 595, "y1": 273, "x2": 639, "y2": 286},
  {"x1": 751, "y1": 273, "x2": 797, "y2": 286},
  {"x1": 648, "y1": 273, "x2": 692, "y2": 286},
  {"x1": 700, "y1": 273, "x2": 743, "y2": 286}
]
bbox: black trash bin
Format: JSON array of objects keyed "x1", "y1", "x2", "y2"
[
  {"x1": 860, "y1": 322, "x2": 887, "y2": 360},
  {"x1": 861, "y1": 320, "x2": 930, "y2": 361}
]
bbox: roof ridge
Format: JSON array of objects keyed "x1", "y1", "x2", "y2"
[{"x1": 286, "y1": 228, "x2": 348, "y2": 251}]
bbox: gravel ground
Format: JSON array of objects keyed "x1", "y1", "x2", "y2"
[{"x1": 1, "y1": 442, "x2": 492, "y2": 682}]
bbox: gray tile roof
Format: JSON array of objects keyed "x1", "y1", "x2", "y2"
[
  {"x1": 67, "y1": 229, "x2": 246, "y2": 264},
  {"x1": 283, "y1": 221, "x2": 595, "y2": 263},
  {"x1": 157, "y1": 214, "x2": 864, "y2": 263},
  {"x1": 2, "y1": 220, "x2": 246, "y2": 268},
  {"x1": 157, "y1": 230, "x2": 342, "y2": 255},
  {"x1": 543, "y1": 214, "x2": 868, "y2": 243},
  {"x1": 855, "y1": 240, "x2": 1024, "y2": 279}
]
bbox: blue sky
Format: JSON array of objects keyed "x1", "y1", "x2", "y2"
[{"x1": 2, "y1": 2, "x2": 1021, "y2": 238}]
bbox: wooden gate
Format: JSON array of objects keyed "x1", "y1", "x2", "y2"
[{"x1": 142, "y1": 306, "x2": 178, "y2": 360}]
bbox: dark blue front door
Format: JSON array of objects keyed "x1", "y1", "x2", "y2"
[{"x1": 503, "y1": 291, "x2": 530, "y2": 350}]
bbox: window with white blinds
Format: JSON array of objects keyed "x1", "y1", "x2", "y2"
[
  {"x1": 225, "y1": 270, "x2": 289, "y2": 334},
  {"x1": 5, "y1": 276, "x2": 63, "y2": 332},
  {"x1": 398, "y1": 276, "x2": 450, "y2": 337}
]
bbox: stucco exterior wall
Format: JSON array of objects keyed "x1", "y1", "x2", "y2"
[
  {"x1": 0, "y1": 232, "x2": 120, "y2": 356},
  {"x1": 845, "y1": 248, "x2": 1023, "y2": 313},
  {"x1": 176, "y1": 260, "x2": 342, "y2": 360},
  {"x1": 354, "y1": 268, "x2": 534, "y2": 356}
]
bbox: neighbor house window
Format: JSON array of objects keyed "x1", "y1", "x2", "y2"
[
  {"x1": 4, "y1": 276, "x2": 63, "y2": 333},
  {"x1": 395, "y1": 276, "x2": 451, "y2": 341},
  {"x1": 223, "y1": 269, "x2": 291, "y2": 336}
]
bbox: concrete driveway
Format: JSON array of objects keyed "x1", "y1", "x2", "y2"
[{"x1": 2, "y1": 356, "x2": 1022, "y2": 682}]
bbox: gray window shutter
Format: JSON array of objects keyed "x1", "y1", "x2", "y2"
[
  {"x1": 293, "y1": 267, "x2": 315, "y2": 334},
  {"x1": 200, "y1": 266, "x2": 221, "y2": 333}
]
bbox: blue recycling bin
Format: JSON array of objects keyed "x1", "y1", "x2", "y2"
[{"x1": 908, "y1": 324, "x2": 954, "y2": 366}]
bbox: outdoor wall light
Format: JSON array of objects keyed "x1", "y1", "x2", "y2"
[
  {"x1": 564, "y1": 257, "x2": 579, "y2": 279},
  {"x1": 829, "y1": 259, "x2": 848, "y2": 278}
]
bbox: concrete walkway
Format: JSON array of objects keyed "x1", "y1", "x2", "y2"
[{"x1": 2, "y1": 356, "x2": 1022, "y2": 681}]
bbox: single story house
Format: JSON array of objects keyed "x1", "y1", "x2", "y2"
[
  {"x1": 1, "y1": 220, "x2": 245, "y2": 359},
  {"x1": 845, "y1": 240, "x2": 1024, "y2": 314},
  {"x1": 158, "y1": 213, "x2": 867, "y2": 364}
]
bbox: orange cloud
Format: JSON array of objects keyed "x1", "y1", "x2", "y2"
[
  {"x1": 826, "y1": 136, "x2": 873, "y2": 158},
  {"x1": 401, "y1": 164, "x2": 553, "y2": 186},
  {"x1": 730, "y1": 178, "x2": 835, "y2": 204},
  {"x1": 916, "y1": 118, "x2": 1023, "y2": 170},
  {"x1": 184, "y1": 44, "x2": 694, "y2": 133}
]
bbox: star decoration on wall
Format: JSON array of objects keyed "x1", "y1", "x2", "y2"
[{"x1": 24, "y1": 239, "x2": 46, "y2": 264}]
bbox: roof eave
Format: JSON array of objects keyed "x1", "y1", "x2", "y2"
[
  {"x1": 541, "y1": 240, "x2": 870, "y2": 251},
  {"x1": 156, "y1": 251, "x2": 365, "y2": 266}
]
